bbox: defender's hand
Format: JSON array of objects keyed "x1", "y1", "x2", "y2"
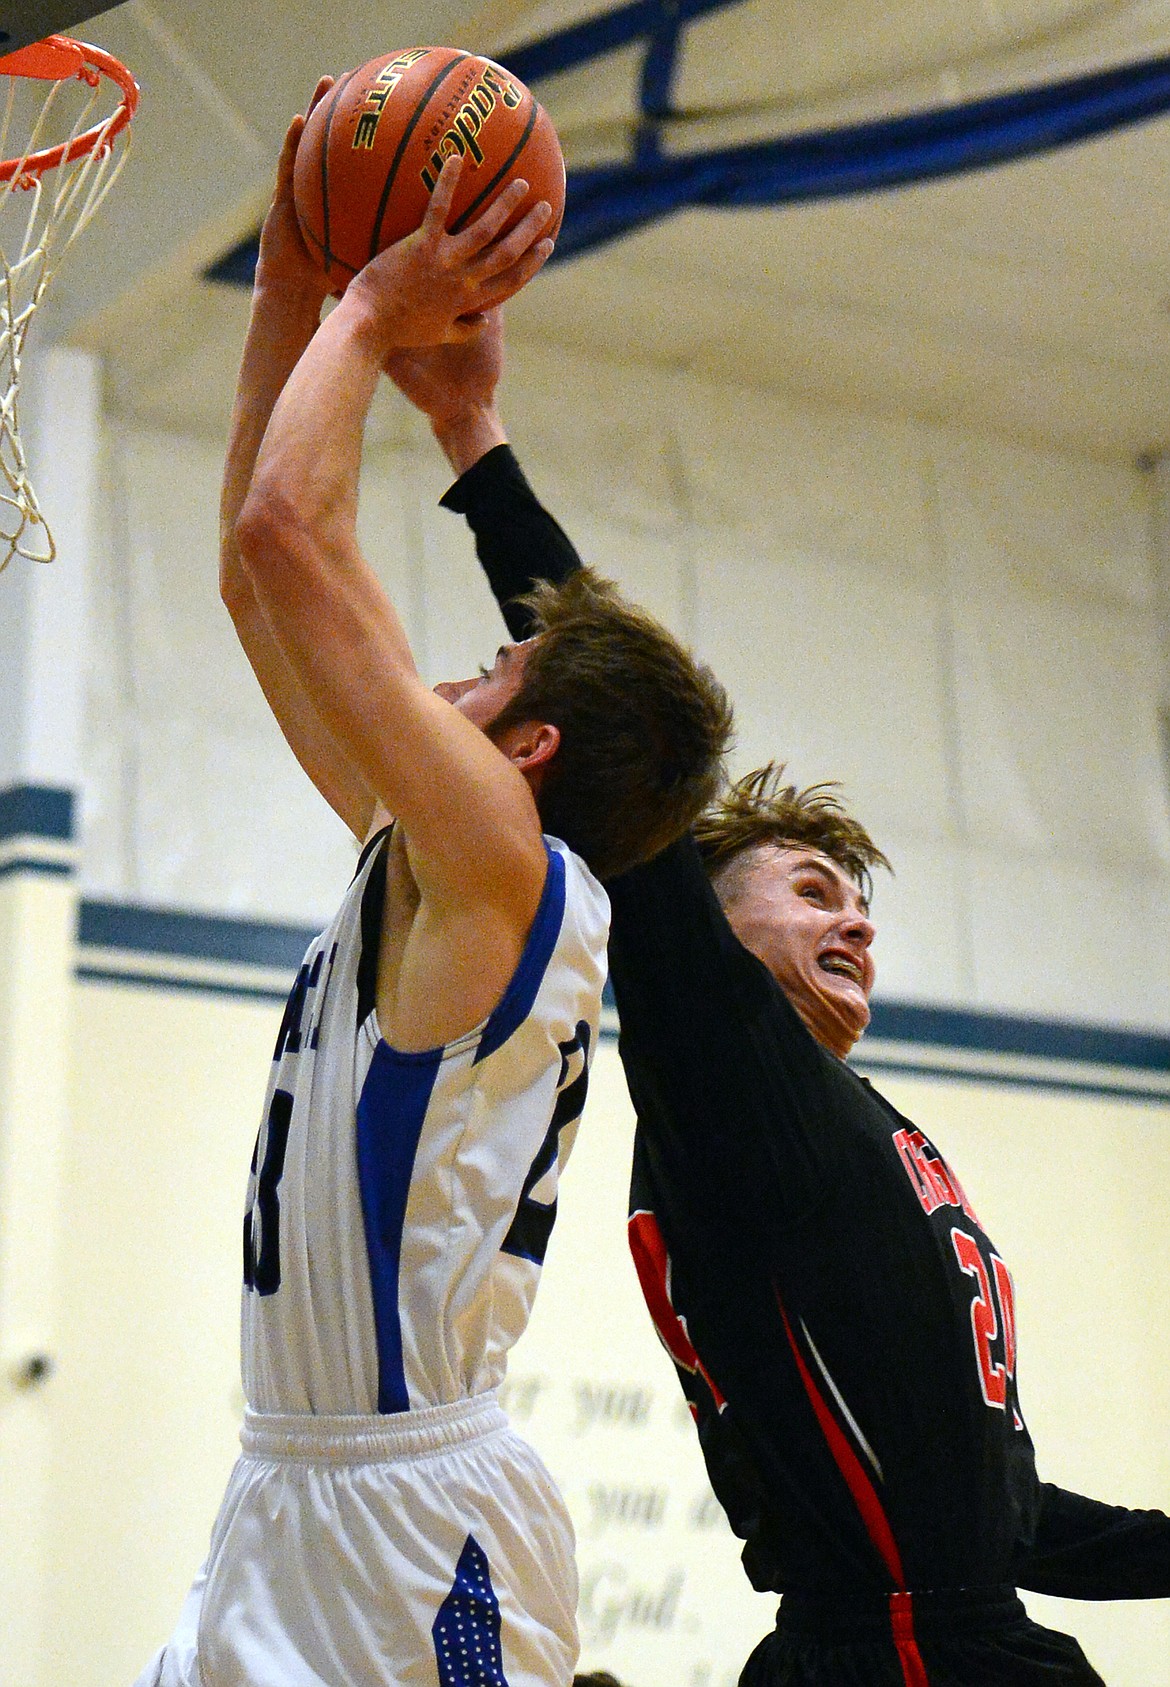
[{"x1": 383, "y1": 307, "x2": 505, "y2": 430}]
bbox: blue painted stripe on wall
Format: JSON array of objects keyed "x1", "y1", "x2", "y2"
[
  {"x1": 855, "y1": 1056, "x2": 1170, "y2": 1107},
  {"x1": 866, "y1": 1000, "x2": 1170, "y2": 1073},
  {"x1": 0, "y1": 857, "x2": 73, "y2": 879},
  {"x1": 79, "y1": 899, "x2": 316, "y2": 972},
  {"x1": 76, "y1": 965, "x2": 294, "y2": 1005},
  {"x1": 71, "y1": 896, "x2": 1170, "y2": 1078},
  {"x1": 0, "y1": 784, "x2": 74, "y2": 842}
]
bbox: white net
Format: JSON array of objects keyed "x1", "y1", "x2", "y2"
[{"x1": 0, "y1": 44, "x2": 135, "y2": 570}]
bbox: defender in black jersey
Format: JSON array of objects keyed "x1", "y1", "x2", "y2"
[{"x1": 386, "y1": 314, "x2": 1170, "y2": 1686}]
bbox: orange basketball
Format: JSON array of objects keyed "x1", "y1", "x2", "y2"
[{"x1": 293, "y1": 46, "x2": 565, "y2": 291}]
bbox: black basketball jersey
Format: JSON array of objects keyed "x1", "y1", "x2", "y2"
[
  {"x1": 616, "y1": 831, "x2": 1035, "y2": 1594},
  {"x1": 444, "y1": 443, "x2": 1170, "y2": 1681}
]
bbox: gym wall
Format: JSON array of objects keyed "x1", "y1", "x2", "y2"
[
  {"x1": 82, "y1": 335, "x2": 1170, "y2": 1030},
  {"x1": 2, "y1": 333, "x2": 1169, "y2": 1687},
  {"x1": 14, "y1": 941, "x2": 1170, "y2": 1687}
]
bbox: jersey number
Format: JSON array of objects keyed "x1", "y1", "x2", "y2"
[
  {"x1": 501, "y1": 1022, "x2": 590, "y2": 1266},
  {"x1": 243, "y1": 1089, "x2": 292, "y2": 1295},
  {"x1": 951, "y1": 1227, "x2": 1017, "y2": 1411}
]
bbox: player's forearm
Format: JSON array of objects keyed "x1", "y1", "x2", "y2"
[
  {"x1": 441, "y1": 444, "x2": 583, "y2": 640},
  {"x1": 1014, "y1": 1482, "x2": 1170, "y2": 1599},
  {"x1": 234, "y1": 294, "x2": 430, "y2": 818},
  {"x1": 219, "y1": 283, "x2": 379, "y2": 838},
  {"x1": 220, "y1": 280, "x2": 323, "y2": 602},
  {"x1": 433, "y1": 403, "x2": 509, "y2": 478},
  {"x1": 226, "y1": 587, "x2": 376, "y2": 840},
  {"x1": 242, "y1": 293, "x2": 378, "y2": 570}
]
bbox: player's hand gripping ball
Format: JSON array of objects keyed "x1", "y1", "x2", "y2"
[{"x1": 293, "y1": 46, "x2": 565, "y2": 292}]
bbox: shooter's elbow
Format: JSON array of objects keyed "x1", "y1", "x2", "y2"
[{"x1": 235, "y1": 480, "x2": 305, "y2": 588}]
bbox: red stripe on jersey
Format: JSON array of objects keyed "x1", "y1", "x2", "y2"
[
  {"x1": 774, "y1": 1288, "x2": 906, "y2": 1586},
  {"x1": 774, "y1": 1291, "x2": 932, "y2": 1683},
  {"x1": 629, "y1": 1209, "x2": 727, "y2": 1409},
  {"x1": 889, "y1": 1592, "x2": 930, "y2": 1687}
]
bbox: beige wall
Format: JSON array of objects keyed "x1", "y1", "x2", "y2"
[
  {"x1": 8, "y1": 947, "x2": 1167, "y2": 1687},
  {"x1": 84, "y1": 346, "x2": 1170, "y2": 1032},
  {"x1": 43, "y1": 974, "x2": 269, "y2": 1686},
  {"x1": 0, "y1": 870, "x2": 77, "y2": 1687}
]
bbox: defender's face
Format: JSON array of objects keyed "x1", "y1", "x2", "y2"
[
  {"x1": 434, "y1": 638, "x2": 537, "y2": 730},
  {"x1": 721, "y1": 844, "x2": 876, "y2": 1058}
]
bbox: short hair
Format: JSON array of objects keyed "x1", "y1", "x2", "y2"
[
  {"x1": 573, "y1": 1675, "x2": 629, "y2": 1687},
  {"x1": 693, "y1": 762, "x2": 891, "y2": 905},
  {"x1": 490, "y1": 569, "x2": 733, "y2": 881}
]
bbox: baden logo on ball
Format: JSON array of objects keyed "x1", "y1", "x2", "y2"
[{"x1": 293, "y1": 46, "x2": 565, "y2": 292}]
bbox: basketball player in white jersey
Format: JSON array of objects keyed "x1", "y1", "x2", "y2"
[{"x1": 134, "y1": 92, "x2": 730, "y2": 1687}]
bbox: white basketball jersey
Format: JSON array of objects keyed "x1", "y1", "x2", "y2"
[{"x1": 241, "y1": 828, "x2": 609, "y2": 1415}]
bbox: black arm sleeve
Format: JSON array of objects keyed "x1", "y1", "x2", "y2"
[
  {"x1": 1013, "y1": 1483, "x2": 1170, "y2": 1599},
  {"x1": 439, "y1": 444, "x2": 582, "y2": 639},
  {"x1": 446, "y1": 442, "x2": 836, "y2": 1237}
]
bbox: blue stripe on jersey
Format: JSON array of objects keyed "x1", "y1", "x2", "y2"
[
  {"x1": 356, "y1": 1041, "x2": 444, "y2": 1413},
  {"x1": 433, "y1": 1533, "x2": 509, "y2": 1686},
  {"x1": 474, "y1": 845, "x2": 567, "y2": 1065}
]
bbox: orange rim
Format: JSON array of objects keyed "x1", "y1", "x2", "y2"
[{"x1": 0, "y1": 35, "x2": 138, "y2": 183}]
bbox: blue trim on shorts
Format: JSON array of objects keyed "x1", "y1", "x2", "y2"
[
  {"x1": 475, "y1": 844, "x2": 567, "y2": 1065},
  {"x1": 433, "y1": 1533, "x2": 509, "y2": 1686},
  {"x1": 356, "y1": 1041, "x2": 443, "y2": 1414}
]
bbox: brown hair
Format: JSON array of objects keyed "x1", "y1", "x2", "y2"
[
  {"x1": 693, "y1": 761, "x2": 891, "y2": 904},
  {"x1": 490, "y1": 569, "x2": 732, "y2": 881},
  {"x1": 573, "y1": 1676, "x2": 629, "y2": 1687}
]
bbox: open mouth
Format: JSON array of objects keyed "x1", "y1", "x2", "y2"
[{"x1": 818, "y1": 953, "x2": 864, "y2": 985}]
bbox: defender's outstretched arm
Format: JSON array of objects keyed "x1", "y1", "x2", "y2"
[{"x1": 386, "y1": 309, "x2": 582, "y2": 640}]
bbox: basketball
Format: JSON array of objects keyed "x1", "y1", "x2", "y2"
[{"x1": 293, "y1": 46, "x2": 565, "y2": 291}]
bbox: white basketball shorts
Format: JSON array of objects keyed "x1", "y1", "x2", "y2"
[{"x1": 133, "y1": 1392, "x2": 579, "y2": 1687}]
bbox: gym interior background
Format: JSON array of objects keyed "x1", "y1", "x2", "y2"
[{"x1": 2, "y1": 2, "x2": 1170, "y2": 1684}]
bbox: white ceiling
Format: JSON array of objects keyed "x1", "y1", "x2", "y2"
[{"x1": 32, "y1": 0, "x2": 1170, "y2": 459}]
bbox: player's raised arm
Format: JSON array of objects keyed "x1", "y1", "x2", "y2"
[
  {"x1": 221, "y1": 84, "x2": 384, "y2": 843},
  {"x1": 385, "y1": 310, "x2": 583, "y2": 639},
  {"x1": 235, "y1": 158, "x2": 559, "y2": 921}
]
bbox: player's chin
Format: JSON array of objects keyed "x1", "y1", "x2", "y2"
[{"x1": 820, "y1": 977, "x2": 871, "y2": 1040}]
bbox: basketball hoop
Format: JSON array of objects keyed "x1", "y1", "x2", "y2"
[{"x1": 0, "y1": 35, "x2": 138, "y2": 569}]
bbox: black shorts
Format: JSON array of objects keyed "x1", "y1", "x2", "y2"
[{"x1": 739, "y1": 1586, "x2": 1106, "y2": 1687}]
